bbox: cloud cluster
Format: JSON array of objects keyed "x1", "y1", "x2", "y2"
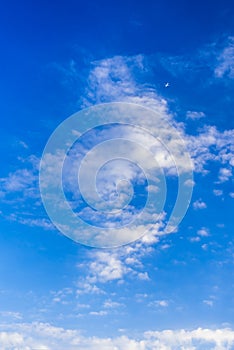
[
  {"x1": 1, "y1": 322, "x2": 234, "y2": 350},
  {"x1": 187, "y1": 126, "x2": 234, "y2": 174},
  {"x1": 76, "y1": 218, "x2": 165, "y2": 293},
  {"x1": 84, "y1": 54, "x2": 233, "y2": 177},
  {"x1": 1, "y1": 46, "x2": 233, "y2": 241}
]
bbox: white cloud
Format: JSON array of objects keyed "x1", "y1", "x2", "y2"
[
  {"x1": 184, "y1": 179, "x2": 195, "y2": 187},
  {"x1": 2, "y1": 53, "x2": 234, "y2": 242},
  {"x1": 1, "y1": 322, "x2": 234, "y2": 350},
  {"x1": 197, "y1": 228, "x2": 209, "y2": 237},
  {"x1": 17, "y1": 217, "x2": 54, "y2": 230},
  {"x1": 229, "y1": 192, "x2": 234, "y2": 198},
  {"x1": 190, "y1": 237, "x2": 201, "y2": 243},
  {"x1": 214, "y1": 37, "x2": 234, "y2": 79},
  {"x1": 103, "y1": 300, "x2": 123, "y2": 309},
  {"x1": 213, "y1": 189, "x2": 223, "y2": 196},
  {"x1": 203, "y1": 300, "x2": 214, "y2": 307},
  {"x1": 0, "y1": 168, "x2": 36, "y2": 194},
  {"x1": 149, "y1": 300, "x2": 169, "y2": 308},
  {"x1": 186, "y1": 111, "x2": 206, "y2": 120},
  {"x1": 145, "y1": 328, "x2": 234, "y2": 350},
  {"x1": 0, "y1": 311, "x2": 22, "y2": 320},
  {"x1": 51, "y1": 288, "x2": 73, "y2": 304},
  {"x1": 82, "y1": 55, "x2": 169, "y2": 114},
  {"x1": 87, "y1": 251, "x2": 130, "y2": 283},
  {"x1": 75, "y1": 218, "x2": 165, "y2": 291},
  {"x1": 187, "y1": 126, "x2": 234, "y2": 174},
  {"x1": 138, "y1": 272, "x2": 150, "y2": 281},
  {"x1": 218, "y1": 168, "x2": 232, "y2": 182},
  {"x1": 193, "y1": 199, "x2": 207, "y2": 210},
  {"x1": 19, "y1": 140, "x2": 29, "y2": 149},
  {"x1": 160, "y1": 243, "x2": 171, "y2": 250},
  {"x1": 76, "y1": 282, "x2": 104, "y2": 295},
  {"x1": 89, "y1": 310, "x2": 107, "y2": 316},
  {"x1": 160, "y1": 36, "x2": 234, "y2": 83},
  {"x1": 0, "y1": 155, "x2": 43, "y2": 228}
]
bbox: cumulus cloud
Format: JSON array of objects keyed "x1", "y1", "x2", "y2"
[
  {"x1": 193, "y1": 199, "x2": 207, "y2": 210},
  {"x1": 86, "y1": 251, "x2": 130, "y2": 283},
  {"x1": 187, "y1": 126, "x2": 234, "y2": 174},
  {"x1": 1, "y1": 322, "x2": 234, "y2": 350},
  {"x1": 197, "y1": 227, "x2": 210, "y2": 237},
  {"x1": 75, "y1": 217, "x2": 166, "y2": 293},
  {"x1": 218, "y1": 167, "x2": 232, "y2": 182}
]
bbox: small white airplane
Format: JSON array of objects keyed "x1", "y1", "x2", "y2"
[{"x1": 164, "y1": 82, "x2": 170, "y2": 88}]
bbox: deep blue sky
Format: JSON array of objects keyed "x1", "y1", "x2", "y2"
[{"x1": 0, "y1": 1, "x2": 234, "y2": 349}]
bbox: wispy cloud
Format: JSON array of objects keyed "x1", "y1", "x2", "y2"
[
  {"x1": 82, "y1": 54, "x2": 170, "y2": 115},
  {"x1": 89, "y1": 310, "x2": 107, "y2": 316},
  {"x1": 203, "y1": 299, "x2": 214, "y2": 307},
  {"x1": 84, "y1": 55, "x2": 234, "y2": 176},
  {"x1": 159, "y1": 36, "x2": 234, "y2": 83},
  {"x1": 214, "y1": 37, "x2": 234, "y2": 79},
  {"x1": 0, "y1": 311, "x2": 22, "y2": 320},
  {"x1": 2, "y1": 51, "x2": 234, "y2": 240},
  {"x1": 186, "y1": 111, "x2": 206, "y2": 120}
]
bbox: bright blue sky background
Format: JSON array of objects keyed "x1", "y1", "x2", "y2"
[{"x1": 0, "y1": 0, "x2": 234, "y2": 349}]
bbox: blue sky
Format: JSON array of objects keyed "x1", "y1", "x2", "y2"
[{"x1": 0, "y1": 0, "x2": 234, "y2": 349}]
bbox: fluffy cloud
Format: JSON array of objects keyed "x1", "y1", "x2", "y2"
[
  {"x1": 149, "y1": 299, "x2": 169, "y2": 307},
  {"x1": 193, "y1": 199, "x2": 207, "y2": 210},
  {"x1": 197, "y1": 227, "x2": 210, "y2": 237},
  {"x1": 86, "y1": 251, "x2": 130, "y2": 283},
  {"x1": 213, "y1": 189, "x2": 223, "y2": 196},
  {"x1": 75, "y1": 217, "x2": 166, "y2": 293},
  {"x1": 187, "y1": 126, "x2": 234, "y2": 173},
  {"x1": 1, "y1": 322, "x2": 234, "y2": 350},
  {"x1": 0, "y1": 155, "x2": 39, "y2": 199},
  {"x1": 218, "y1": 168, "x2": 232, "y2": 182},
  {"x1": 2, "y1": 53, "x2": 234, "y2": 242}
]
